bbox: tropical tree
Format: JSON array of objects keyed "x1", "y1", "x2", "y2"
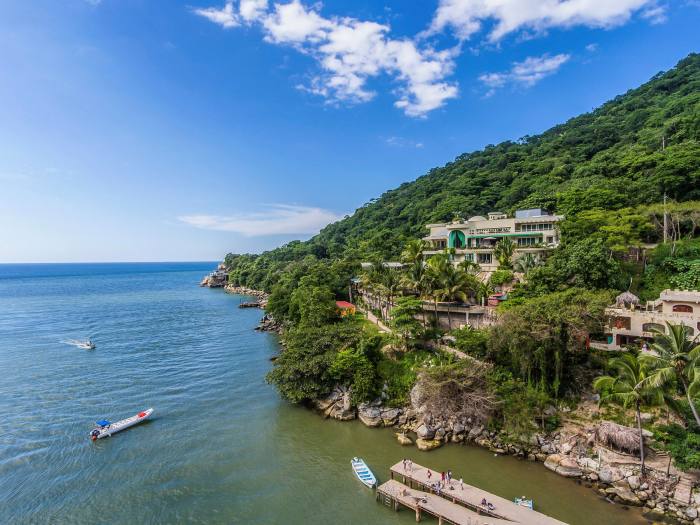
[
  {"x1": 494, "y1": 237, "x2": 516, "y2": 269},
  {"x1": 594, "y1": 353, "x2": 665, "y2": 474},
  {"x1": 390, "y1": 296, "x2": 424, "y2": 350},
  {"x1": 423, "y1": 254, "x2": 451, "y2": 320},
  {"x1": 400, "y1": 259, "x2": 428, "y2": 326},
  {"x1": 377, "y1": 267, "x2": 402, "y2": 320},
  {"x1": 434, "y1": 266, "x2": 476, "y2": 330},
  {"x1": 641, "y1": 322, "x2": 700, "y2": 427},
  {"x1": 458, "y1": 259, "x2": 481, "y2": 275},
  {"x1": 401, "y1": 239, "x2": 428, "y2": 266},
  {"x1": 514, "y1": 253, "x2": 540, "y2": 275}
]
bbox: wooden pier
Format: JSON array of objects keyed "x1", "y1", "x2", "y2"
[
  {"x1": 376, "y1": 460, "x2": 568, "y2": 525},
  {"x1": 377, "y1": 480, "x2": 511, "y2": 524}
]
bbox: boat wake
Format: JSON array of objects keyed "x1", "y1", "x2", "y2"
[{"x1": 62, "y1": 339, "x2": 95, "y2": 349}]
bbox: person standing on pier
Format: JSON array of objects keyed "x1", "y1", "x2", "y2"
[
  {"x1": 427, "y1": 469, "x2": 432, "y2": 480},
  {"x1": 459, "y1": 477, "x2": 463, "y2": 490}
]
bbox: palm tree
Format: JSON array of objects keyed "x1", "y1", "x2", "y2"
[
  {"x1": 513, "y1": 253, "x2": 540, "y2": 275},
  {"x1": 435, "y1": 267, "x2": 476, "y2": 330},
  {"x1": 594, "y1": 353, "x2": 664, "y2": 474},
  {"x1": 423, "y1": 254, "x2": 451, "y2": 325},
  {"x1": 377, "y1": 267, "x2": 402, "y2": 320},
  {"x1": 641, "y1": 322, "x2": 700, "y2": 427},
  {"x1": 401, "y1": 239, "x2": 428, "y2": 266},
  {"x1": 458, "y1": 259, "x2": 481, "y2": 275},
  {"x1": 400, "y1": 259, "x2": 427, "y2": 326},
  {"x1": 493, "y1": 237, "x2": 515, "y2": 269}
]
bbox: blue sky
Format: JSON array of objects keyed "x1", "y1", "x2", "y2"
[{"x1": 0, "y1": 0, "x2": 697, "y2": 263}]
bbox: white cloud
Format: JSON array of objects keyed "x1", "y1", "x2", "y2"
[
  {"x1": 385, "y1": 136, "x2": 424, "y2": 148},
  {"x1": 427, "y1": 0, "x2": 659, "y2": 41},
  {"x1": 479, "y1": 53, "x2": 570, "y2": 95},
  {"x1": 239, "y1": 0, "x2": 268, "y2": 22},
  {"x1": 194, "y1": 1, "x2": 458, "y2": 116},
  {"x1": 193, "y1": 1, "x2": 240, "y2": 29},
  {"x1": 178, "y1": 204, "x2": 342, "y2": 236},
  {"x1": 585, "y1": 43, "x2": 599, "y2": 52},
  {"x1": 641, "y1": 4, "x2": 668, "y2": 24}
]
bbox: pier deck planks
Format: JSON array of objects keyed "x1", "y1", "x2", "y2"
[
  {"x1": 378, "y1": 479, "x2": 511, "y2": 525},
  {"x1": 389, "y1": 461, "x2": 568, "y2": 525}
]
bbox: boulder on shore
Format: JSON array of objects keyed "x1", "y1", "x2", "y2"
[
  {"x1": 358, "y1": 402, "x2": 383, "y2": 427},
  {"x1": 396, "y1": 433, "x2": 413, "y2": 446},
  {"x1": 544, "y1": 454, "x2": 582, "y2": 477},
  {"x1": 416, "y1": 438, "x2": 442, "y2": 451}
]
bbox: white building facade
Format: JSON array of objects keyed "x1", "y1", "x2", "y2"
[
  {"x1": 591, "y1": 289, "x2": 700, "y2": 351},
  {"x1": 423, "y1": 208, "x2": 564, "y2": 271}
]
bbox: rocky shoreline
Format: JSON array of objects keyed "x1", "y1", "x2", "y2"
[
  {"x1": 209, "y1": 284, "x2": 699, "y2": 523},
  {"x1": 312, "y1": 384, "x2": 699, "y2": 523}
]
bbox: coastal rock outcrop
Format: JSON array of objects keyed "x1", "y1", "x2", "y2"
[
  {"x1": 416, "y1": 438, "x2": 442, "y2": 451},
  {"x1": 314, "y1": 386, "x2": 356, "y2": 421},
  {"x1": 256, "y1": 313, "x2": 282, "y2": 333},
  {"x1": 200, "y1": 264, "x2": 228, "y2": 288}
]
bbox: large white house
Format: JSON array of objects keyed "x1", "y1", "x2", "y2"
[{"x1": 423, "y1": 208, "x2": 564, "y2": 271}]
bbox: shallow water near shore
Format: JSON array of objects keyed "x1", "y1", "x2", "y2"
[{"x1": 0, "y1": 262, "x2": 650, "y2": 524}]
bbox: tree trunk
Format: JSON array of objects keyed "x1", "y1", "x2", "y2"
[
  {"x1": 636, "y1": 403, "x2": 646, "y2": 476},
  {"x1": 447, "y1": 305, "x2": 452, "y2": 331},
  {"x1": 683, "y1": 377, "x2": 700, "y2": 427}
]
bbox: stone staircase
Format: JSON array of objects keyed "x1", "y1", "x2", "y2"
[{"x1": 674, "y1": 476, "x2": 694, "y2": 505}]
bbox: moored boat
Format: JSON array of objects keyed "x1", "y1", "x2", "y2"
[
  {"x1": 514, "y1": 496, "x2": 534, "y2": 509},
  {"x1": 90, "y1": 408, "x2": 153, "y2": 440},
  {"x1": 351, "y1": 457, "x2": 377, "y2": 488}
]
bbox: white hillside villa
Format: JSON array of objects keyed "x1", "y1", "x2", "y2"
[
  {"x1": 423, "y1": 208, "x2": 564, "y2": 271},
  {"x1": 591, "y1": 289, "x2": 700, "y2": 351}
]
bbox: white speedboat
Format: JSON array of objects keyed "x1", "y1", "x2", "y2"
[
  {"x1": 77, "y1": 339, "x2": 95, "y2": 350},
  {"x1": 351, "y1": 457, "x2": 377, "y2": 488},
  {"x1": 90, "y1": 408, "x2": 153, "y2": 440}
]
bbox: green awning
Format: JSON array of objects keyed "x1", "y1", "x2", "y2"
[{"x1": 466, "y1": 232, "x2": 543, "y2": 239}]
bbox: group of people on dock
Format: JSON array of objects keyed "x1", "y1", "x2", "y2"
[{"x1": 402, "y1": 459, "x2": 465, "y2": 495}]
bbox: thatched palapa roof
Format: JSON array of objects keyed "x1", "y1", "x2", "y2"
[
  {"x1": 594, "y1": 421, "x2": 640, "y2": 454},
  {"x1": 615, "y1": 291, "x2": 640, "y2": 307}
]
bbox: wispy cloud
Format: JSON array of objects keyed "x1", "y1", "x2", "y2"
[
  {"x1": 179, "y1": 204, "x2": 342, "y2": 237},
  {"x1": 479, "y1": 53, "x2": 570, "y2": 96},
  {"x1": 385, "y1": 136, "x2": 424, "y2": 148},
  {"x1": 193, "y1": 0, "x2": 458, "y2": 117},
  {"x1": 641, "y1": 4, "x2": 668, "y2": 24},
  {"x1": 193, "y1": 2, "x2": 240, "y2": 28},
  {"x1": 426, "y1": 0, "x2": 662, "y2": 41}
]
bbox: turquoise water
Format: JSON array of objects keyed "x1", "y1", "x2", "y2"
[{"x1": 0, "y1": 263, "x2": 648, "y2": 524}]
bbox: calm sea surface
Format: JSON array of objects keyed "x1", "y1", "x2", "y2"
[{"x1": 0, "y1": 263, "x2": 649, "y2": 524}]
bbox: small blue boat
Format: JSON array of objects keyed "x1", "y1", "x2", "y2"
[
  {"x1": 514, "y1": 496, "x2": 534, "y2": 509},
  {"x1": 351, "y1": 457, "x2": 377, "y2": 488}
]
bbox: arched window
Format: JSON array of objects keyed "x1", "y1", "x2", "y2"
[
  {"x1": 449, "y1": 230, "x2": 466, "y2": 249},
  {"x1": 642, "y1": 323, "x2": 665, "y2": 334},
  {"x1": 673, "y1": 304, "x2": 693, "y2": 313}
]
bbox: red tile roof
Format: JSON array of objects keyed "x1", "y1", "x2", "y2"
[{"x1": 336, "y1": 301, "x2": 355, "y2": 309}]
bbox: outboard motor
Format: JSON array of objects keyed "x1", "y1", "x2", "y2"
[{"x1": 90, "y1": 429, "x2": 100, "y2": 441}]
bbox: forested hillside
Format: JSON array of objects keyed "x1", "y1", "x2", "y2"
[
  {"x1": 227, "y1": 53, "x2": 699, "y2": 289},
  {"x1": 225, "y1": 54, "x2": 700, "y2": 476}
]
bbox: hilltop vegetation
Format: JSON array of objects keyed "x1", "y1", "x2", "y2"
[
  {"x1": 224, "y1": 54, "x2": 700, "y2": 449},
  {"x1": 227, "y1": 52, "x2": 699, "y2": 284}
]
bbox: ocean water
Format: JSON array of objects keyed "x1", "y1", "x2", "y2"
[{"x1": 0, "y1": 262, "x2": 648, "y2": 524}]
